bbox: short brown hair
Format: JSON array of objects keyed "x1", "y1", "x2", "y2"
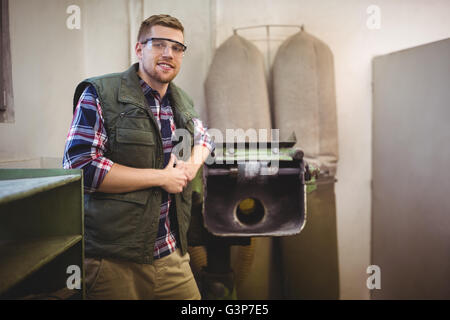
[{"x1": 137, "y1": 14, "x2": 184, "y2": 42}]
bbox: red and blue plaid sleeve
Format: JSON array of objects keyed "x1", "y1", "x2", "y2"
[
  {"x1": 63, "y1": 85, "x2": 114, "y2": 193},
  {"x1": 192, "y1": 118, "x2": 215, "y2": 152}
]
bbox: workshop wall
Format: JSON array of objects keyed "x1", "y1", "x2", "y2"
[{"x1": 0, "y1": 0, "x2": 129, "y2": 167}]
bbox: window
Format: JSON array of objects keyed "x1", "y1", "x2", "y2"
[{"x1": 1, "y1": 0, "x2": 14, "y2": 123}]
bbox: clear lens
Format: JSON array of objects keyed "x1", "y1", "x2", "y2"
[{"x1": 146, "y1": 39, "x2": 185, "y2": 56}]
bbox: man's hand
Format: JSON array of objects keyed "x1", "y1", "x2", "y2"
[
  {"x1": 175, "y1": 145, "x2": 211, "y2": 182},
  {"x1": 174, "y1": 159, "x2": 200, "y2": 182},
  {"x1": 96, "y1": 148, "x2": 209, "y2": 194},
  {"x1": 161, "y1": 154, "x2": 189, "y2": 194}
]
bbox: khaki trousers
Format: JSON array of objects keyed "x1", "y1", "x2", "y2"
[{"x1": 84, "y1": 249, "x2": 201, "y2": 300}]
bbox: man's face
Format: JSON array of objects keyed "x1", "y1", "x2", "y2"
[{"x1": 137, "y1": 25, "x2": 184, "y2": 86}]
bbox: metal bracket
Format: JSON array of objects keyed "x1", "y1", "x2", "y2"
[{"x1": 232, "y1": 24, "x2": 305, "y2": 68}]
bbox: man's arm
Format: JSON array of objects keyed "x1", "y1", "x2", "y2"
[
  {"x1": 63, "y1": 85, "x2": 188, "y2": 195},
  {"x1": 97, "y1": 154, "x2": 188, "y2": 194},
  {"x1": 176, "y1": 118, "x2": 215, "y2": 181},
  {"x1": 63, "y1": 85, "x2": 114, "y2": 193}
]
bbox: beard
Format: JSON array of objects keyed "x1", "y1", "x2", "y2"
[{"x1": 143, "y1": 60, "x2": 179, "y2": 84}]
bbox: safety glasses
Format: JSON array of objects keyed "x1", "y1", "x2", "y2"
[{"x1": 140, "y1": 37, "x2": 187, "y2": 56}]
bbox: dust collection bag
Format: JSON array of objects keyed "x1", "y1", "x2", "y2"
[
  {"x1": 274, "y1": 30, "x2": 340, "y2": 299},
  {"x1": 272, "y1": 31, "x2": 338, "y2": 175},
  {"x1": 205, "y1": 34, "x2": 272, "y2": 141}
]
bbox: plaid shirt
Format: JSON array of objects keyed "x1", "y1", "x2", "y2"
[{"x1": 63, "y1": 82, "x2": 214, "y2": 260}]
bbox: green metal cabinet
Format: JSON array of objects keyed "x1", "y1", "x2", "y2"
[{"x1": 0, "y1": 169, "x2": 84, "y2": 299}]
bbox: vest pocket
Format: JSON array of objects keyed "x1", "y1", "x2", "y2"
[
  {"x1": 116, "y1": 127, "x2": 155, "y2": 146},
  {"x1": 86, "y1": 190, "x2": 149, "y2": 243},
  {"x1": 115, "y1": 127, "x2": 156, "y2": 168}
]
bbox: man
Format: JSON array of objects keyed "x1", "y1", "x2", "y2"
[{"x1": 63, "y1": 14, "x2": 214, "y2": 300}]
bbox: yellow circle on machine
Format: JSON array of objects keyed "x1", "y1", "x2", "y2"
[{"x1": 238, "y1": 198, "x2": 256, "y2": 215}]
